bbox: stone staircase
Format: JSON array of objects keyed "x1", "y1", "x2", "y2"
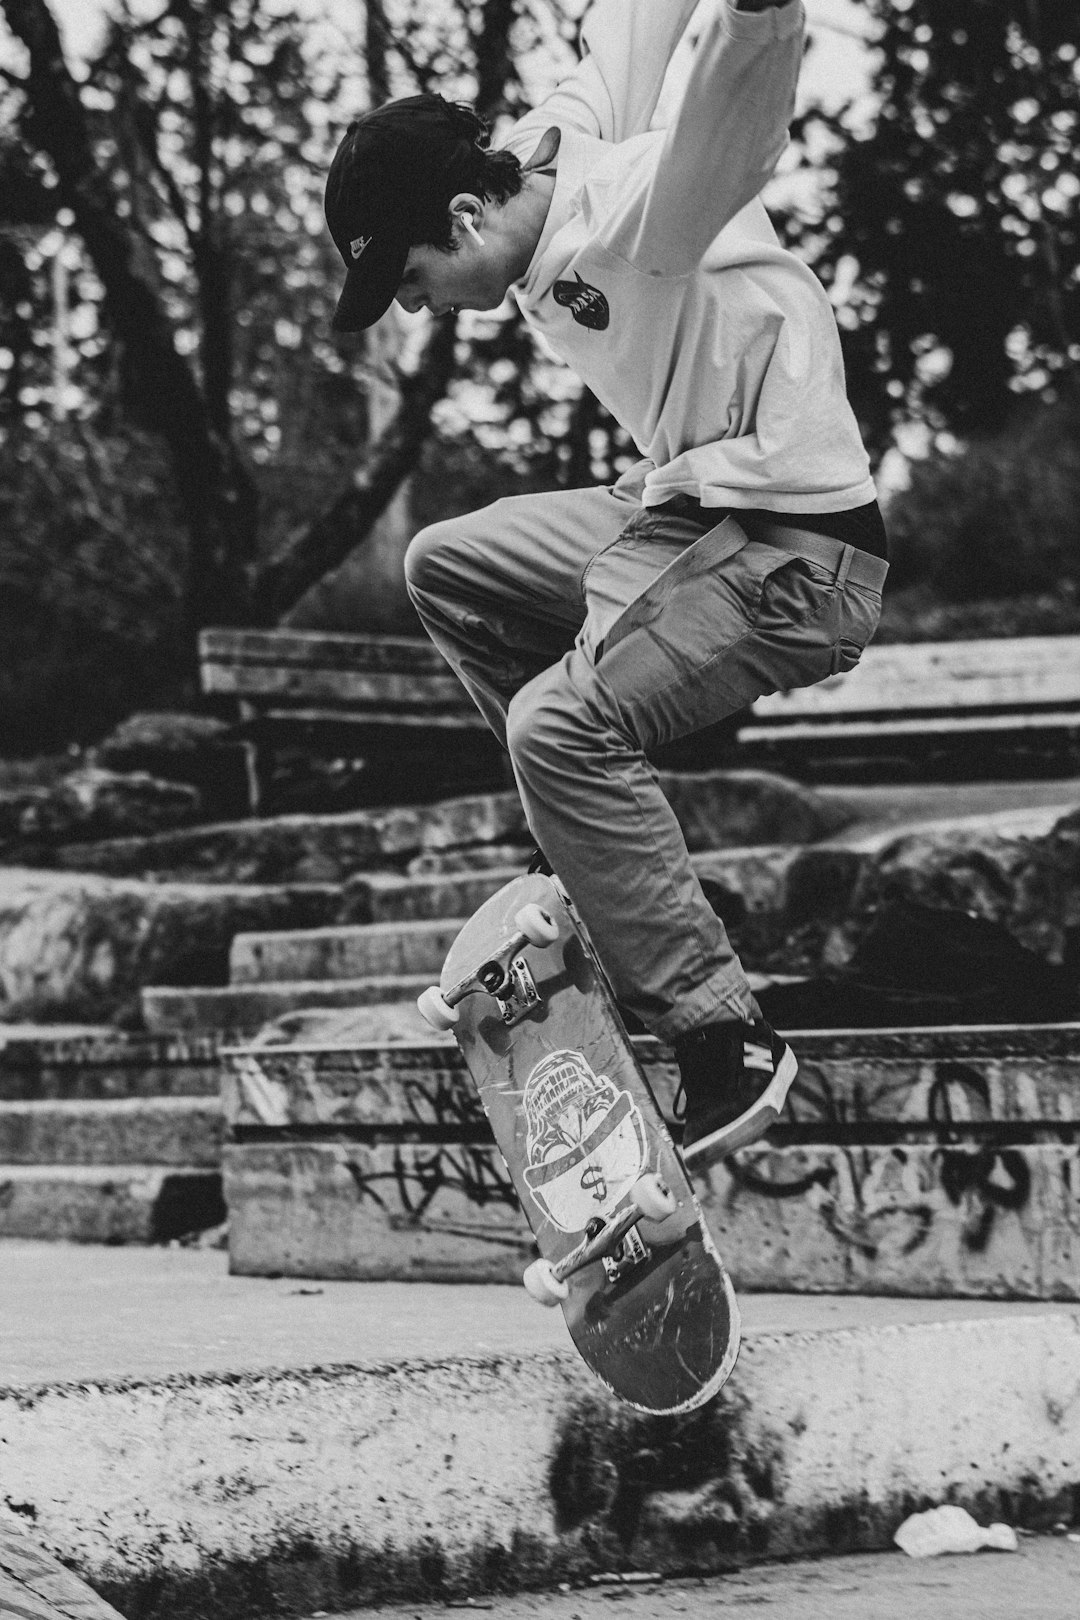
[
  {"x1": 137, "y1": 850, "x2": 827, "y2": 1039},
  {"x1": 0, "y1": 1030, "x2": 223, "y2": 1242},
  {"x1": 5, "y1": 773, "x2": 1080, "y2": 1250},
  {"x1": 0, "y1": 772, "x2": 845, "y2": 1242}
]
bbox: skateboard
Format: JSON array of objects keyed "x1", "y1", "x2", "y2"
[{"x1": 417, "y1": 871, "x2": 740, "y2": 1414}]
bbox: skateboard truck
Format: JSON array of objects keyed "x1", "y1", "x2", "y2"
[
  {"x1": 417, "y1": 903, "x2": 559, "y2": 1031},
  {"x1": 522, "y1": 1172, "x2": 678, "y2": 1306}
]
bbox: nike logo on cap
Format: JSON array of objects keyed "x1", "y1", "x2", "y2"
[{"x1": 350, "y1": 235, "x2": 372, "y2": 260}]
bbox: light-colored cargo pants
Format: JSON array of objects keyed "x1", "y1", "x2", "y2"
[{"x1": 405, "y1": 461, "x2": 885, "y2": 1043}]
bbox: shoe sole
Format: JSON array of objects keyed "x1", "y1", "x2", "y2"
[{"x1": 681, "y1": 1043, "x2": 799, "y2": 1170}]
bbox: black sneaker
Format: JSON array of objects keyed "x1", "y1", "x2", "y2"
[{"x1": 672, "y1": 1016, "x2": 798, "y2": 1166}]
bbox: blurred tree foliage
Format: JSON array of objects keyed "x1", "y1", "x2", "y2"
[
  {"x1": 885, "y1": 390, "x2": 1080, "y2": 601},
  {"x1": 782, "y1": 0, "x2": 1080, "y2": 453}
]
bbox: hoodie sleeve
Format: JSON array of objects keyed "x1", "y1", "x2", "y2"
[
  {"x1": 602, "y1": 0, "x2": 806, "y2": 274},
  {"x1": 502, "y1": 0, "x2": 702, "y2": 160}
]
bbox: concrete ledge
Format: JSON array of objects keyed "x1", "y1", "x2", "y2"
[
  {"x1": 221, "y1": 1026, "x2": 1080, "y2": 1294},
  {"x1": 3, "y1": 1296, "x2": 1078, "y2": 1619},
  {"x1": 223, "y1": 1138, "x2": 1080, "y2": 1295}
]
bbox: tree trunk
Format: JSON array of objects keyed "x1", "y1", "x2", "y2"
[
  {"x1": 250, "y1": 0, "x2": 525, "y2": 623},
  {"x1": 250, "y1": 315, "x2": 458, "y2": 622},
  {"x1": 2, "y1": 0, "x2": 258, "y2": 632}
]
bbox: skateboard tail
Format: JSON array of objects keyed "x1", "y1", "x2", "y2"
[{"x1": 591, "y1": 1281, "x2": 742, "y2": 1416}]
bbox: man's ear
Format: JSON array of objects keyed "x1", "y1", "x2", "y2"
[{"x1": 449, "y1": 192, "x2": 486, "y2": 242}]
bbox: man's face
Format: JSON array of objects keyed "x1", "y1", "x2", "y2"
[{"x1": 395, "y1": 242, "x2": 507, "y2": 318}]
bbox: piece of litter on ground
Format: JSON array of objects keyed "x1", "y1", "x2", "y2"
[{"x1": 894, "y1": 1505, "x2": 1019, "y2": 1558}]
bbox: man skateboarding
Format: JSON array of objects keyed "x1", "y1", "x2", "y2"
[{"x1": 323, "y1": 0, "x2": 888, "y2": 1166}]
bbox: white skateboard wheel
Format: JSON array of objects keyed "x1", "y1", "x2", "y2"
[
  {"x1": 514, "y1": 902, "x2": 559, "y2": 948},
  {"x1": 416, "y1": 985, "x2": 459, "y2": 1031},
  {"x1": 631, "y1": 1172, "x2": 678, "y2": 1223},
  {"x1": 523, "y1": 1257, "x2": 569, "y2": 1307}
]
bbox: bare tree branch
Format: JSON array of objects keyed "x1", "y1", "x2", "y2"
[{"x1": 365, "y1": 0, "x2": 392, "y2": 105}]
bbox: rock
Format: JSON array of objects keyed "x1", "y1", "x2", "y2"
[
  {"x1": 92, "y1": 711, "x2": 250, "y2": 820},
  {"x1": 656, "y1": 768, "x2": 853, "y2": 851},
  {"x1": 0, "y1": 868, "x2": 339, "y2": 1025},
  {"x1": 47, "y1": 792, "x2": 531, "y2": 884},
  {"x1": 755, "y1": 806, "x2": 1080, "y2": 1028},
  {"x1": 831, "y1": 806, "x2": 1080, "y2": 971},
  {"x1": 0, "y1": 767, "x2": 201, "y2": 858}
]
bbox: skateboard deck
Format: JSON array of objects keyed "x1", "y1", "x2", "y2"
[{"x1": 434, "y1": 872, "x2": 740, "y2": 1414}]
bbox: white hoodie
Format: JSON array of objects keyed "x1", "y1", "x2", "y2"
[{"x1": 502, "y1": 0, "x2": 876, "y2": 515}]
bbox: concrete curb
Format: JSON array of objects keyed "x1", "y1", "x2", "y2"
[{"x1": 4, "y1": 1308, "x2": 1079, "y2": 1620}]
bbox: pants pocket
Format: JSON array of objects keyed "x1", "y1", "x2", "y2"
[{"x1": 594, "y1": 518, "x2": 792, "y2": 665}]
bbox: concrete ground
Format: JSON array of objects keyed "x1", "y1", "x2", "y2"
[
  {"x1": 4, "y1": 1238, "x2": 1079, "y2": 1618},
  {"x1": 315, "y1": 1539, "x2": 1080, "y2": 1620},
  {"x1": 4, "y1": 1239, "x2": 1079, "y2": 1386}
]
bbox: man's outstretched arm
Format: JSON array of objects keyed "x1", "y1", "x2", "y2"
[
  {"x1": 604, "y1": 0, "x2": 806, "y2": 273},
  {"x1": 505, "y1": 0, "x2": 700, "y2": 158}
]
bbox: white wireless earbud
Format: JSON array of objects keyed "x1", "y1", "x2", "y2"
[{"x1": 457, "y1": 212, "x2": 485, "y2": 247}]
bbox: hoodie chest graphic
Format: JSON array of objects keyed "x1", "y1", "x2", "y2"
[{"x1": 553, "y1": 272, "x2": 609, "y2": 331}]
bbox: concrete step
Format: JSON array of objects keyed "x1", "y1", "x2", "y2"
[
  {"x1": 0, "y1": 1165, "x2": 224, "y2": 1241},
  {"x1": 47, "y1": 773, "x2": 854, "y2": 885},
  {"x1": 127, "y1": 793, "x2": 1080, "y2": 1039},
  {"x1": 229, "y1": 842, "x2": 868, "y2": 994},
  {"x1": 141, "y1": 979, "x2": 435, "y2": 1037},
  {"x1": 342, "y1": 865, "x2": 519, "y2": 924},
  {"x1": 228, "y1": 802, "x2": 1080, "y2": 998},
  {"x1": 0, "y1": 1096, "x2": 223, "y2": 1166},
  {"x1": 316, "y1": 842, "x2": 866, "y2": 931},
  {"x1": 50, "y1": 790, "x2": 530, "y2": 883},
  {"x1": 2, "y1": 1241, "x2": 1078, "y2": 1616},
  {"x1": 229, "y1": 916, "x2": 464, "y2": 984},
  {"x1": 0, "y1": 1030, "x2": 221, "y2": 1100}
]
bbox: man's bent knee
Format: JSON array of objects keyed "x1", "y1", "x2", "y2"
[
  {"x1": 403, "y1": 516, "x2": 470, "y2": 603},
  {"x1": 507, "y1": 656, "x2": 623, "y2": 783},
  {"x1": 506, "y1": 666, "x2": 570, "y2": 776}
]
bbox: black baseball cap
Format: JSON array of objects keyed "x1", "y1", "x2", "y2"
[{"x1": 325, "y1": 93, "x2": 476, "y2": 332}]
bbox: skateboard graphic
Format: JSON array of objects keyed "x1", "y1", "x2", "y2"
[{"x1": 418, "y1": 872, "x2": 740, "y2": 1414}]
